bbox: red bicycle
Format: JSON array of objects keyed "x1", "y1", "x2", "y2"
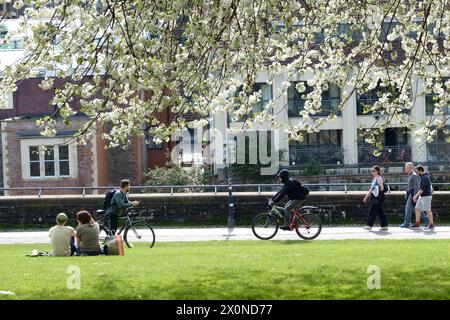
[{"x1": 251, "y1": 203, "x2": 322, "y2": 240}]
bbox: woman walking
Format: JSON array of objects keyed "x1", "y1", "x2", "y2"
[{"x1": 363, "y1": 166, "x2": 388, "y2": 231}]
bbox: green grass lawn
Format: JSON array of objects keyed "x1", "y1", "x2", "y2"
[{"x1": 1, "y1": 240, "x2": 450, "y2": 300}]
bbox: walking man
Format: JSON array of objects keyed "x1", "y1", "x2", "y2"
[
  {"x1": 412, "y1": 165, "x2": 435, "y2": 231},
  {"x1": 400, "y1": 162, "x2": 429, "y2": 228}
]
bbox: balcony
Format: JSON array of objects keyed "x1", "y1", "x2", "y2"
[
  {"x1": 289, "y1": 146, "x2": 343, "y2": 165},
  {"x1": 288, "y1": 99, "x2": 342, "y2": 117},
  {"x1": 358, "y1": 145, "x2": 411, "y2": 164},
  {"x1": 357, "y1": 99, "x2": 411, "y2": 116}
]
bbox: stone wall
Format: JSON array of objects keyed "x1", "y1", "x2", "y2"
[{"x1": 0, "y1": 191, "x2": 449, "y2": 229}]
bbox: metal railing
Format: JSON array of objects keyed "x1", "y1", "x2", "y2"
[
  {"x1": 289, "y1": 147, "x2": 343, "y2": 165},
  {"x1": 1, "y1": 182, "x2": 449, "y2": 197},
  {"x1": 288, "y1": 99, "x2": 342, "y2": 117},
  {"x1": 358, "y1": 145, "x2": 411, "y2": 164}
]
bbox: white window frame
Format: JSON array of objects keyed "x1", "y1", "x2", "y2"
[
  {"x1": 4, "y1": 92, "x2": 13, "y2": 109},
  {"x1": 21, "y1": 138, "x2": 78, "y2": 180}
]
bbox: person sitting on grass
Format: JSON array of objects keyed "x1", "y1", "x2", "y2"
[
  {"x1": 75, "y1": 211, "x2": 103, "y2": 256},
  {"x1": 48, "y1": 212, "x2": 77, "y2": 257}
]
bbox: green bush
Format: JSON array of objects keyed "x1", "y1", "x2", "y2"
[
  {"x1": 302, "y1": 159, "x2": 322, "y2": 176},
  {"x1": 144, "y1": 164, "x2": 212, "y2": 192}
]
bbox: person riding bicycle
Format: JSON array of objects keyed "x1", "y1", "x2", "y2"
[
  {"x1": 105, "y1": 179, "x2": 140, "y2": 235},
  {"x1": 268, "y1": 169, "x2": 308, "y2": 231}
]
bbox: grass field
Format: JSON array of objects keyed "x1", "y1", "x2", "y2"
[{"x1": 1, "y1": 239, "x2": 450, "y2": 300}]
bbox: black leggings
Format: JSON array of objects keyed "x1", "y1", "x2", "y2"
[{"x1": 366, "y1": 201, "x2": 388, "y2": 227}]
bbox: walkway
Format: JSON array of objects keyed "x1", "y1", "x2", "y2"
[{"x1": 1, "y1": 226, "x2": 450, "y2": 244}]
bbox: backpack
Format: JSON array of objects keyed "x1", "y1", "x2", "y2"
[
  {"x1": 103, "y1": 189, "x2": 117, "y2": 211},
  {"x1": 293, "y1": 179, "x2": 310, "y2": 196}
]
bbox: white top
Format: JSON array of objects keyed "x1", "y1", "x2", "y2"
[{"x1": 48, "y1": 225, "x2": 76, "y2": 256}]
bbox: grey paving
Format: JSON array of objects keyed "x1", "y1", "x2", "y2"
[{"x1": 1, "y1": 226, "x2": 449, "y2": 244}]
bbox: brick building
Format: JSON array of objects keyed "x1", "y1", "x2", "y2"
[{"x1": 0, "y1": 76, "x2": 150, "y2": 195}]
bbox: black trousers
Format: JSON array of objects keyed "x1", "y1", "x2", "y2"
[
  {"x1": 107, "y1": 214, "x2": 118, "y2": 235},
  {"x1": 366, "y1": 201, "x2": 388, "y2": 227}
]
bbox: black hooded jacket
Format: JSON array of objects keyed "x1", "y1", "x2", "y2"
[{"x1": 271, "y1": 175, "x2": 307, "y2": 203}]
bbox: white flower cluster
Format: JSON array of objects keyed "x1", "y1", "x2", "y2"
[{"x1": 0, "y1": 0, "x2": 448, "y2": 146}]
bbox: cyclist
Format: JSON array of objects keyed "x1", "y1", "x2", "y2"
[
  {"x1": 105, "y1": 179, "x2": 140, "y2": 235},
  {"x1": 268, "y1": 169, "x2": 308, "y2": 231}
]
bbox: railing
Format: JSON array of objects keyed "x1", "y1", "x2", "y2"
[
  {"x1": 1, "y1": 182, "x2": 449, "y2": 197},
  {"x1": 289, "y1": 147, "x2": 343, "y2": 165},
  {"x1": 358, "y1": 145, "x2": 411, "y2": 164},
  {"x1": 356, "y1": 100, "x2": 410, "y2": 115},
  {"x1": 288, "y1": 99, "x2": 342, "y2": 117}
]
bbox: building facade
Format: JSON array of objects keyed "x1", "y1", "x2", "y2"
[{"x1": 209, "y1": 69, "x2": 449, "y2": 176}]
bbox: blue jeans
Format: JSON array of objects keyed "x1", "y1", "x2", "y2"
[
  {"x1": 403, "y1": 194, "x2": 429, "y2": 226},
  {"x1": 70, "y1": 237, "x2": 77, "y2": 256}
]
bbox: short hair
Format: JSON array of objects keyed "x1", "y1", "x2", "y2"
[
  {"x1": 415, "y1": 165, "x2": 425, "y2": 173},
  {"x1": 76, "y1": 211, "x2": 92, "y2": 225},
  {"x1": 372, "y1": 166, "x2": 381, "y2": 175},
  {"x1": 120, "y1": 179, "x2": 130, "y2": 189},
  {"x1": 405, "y1": 162, "x2": 414, "y2": 168},
  {"x1": 56, "y1": 212, "x2": 68, "y2": 225}
]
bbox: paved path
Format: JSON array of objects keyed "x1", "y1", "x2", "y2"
[{"x1": 1, "y1": 226, "x2": 450, "y2": 244}]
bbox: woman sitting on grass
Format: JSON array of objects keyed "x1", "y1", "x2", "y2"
[{"x1": 75, "y1": 211, "x2": 103, "y2": 256}]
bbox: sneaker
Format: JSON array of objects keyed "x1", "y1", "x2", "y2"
[
  {"x1": 363, "y1": 226, "x2": 372, "y2": 231},
  {"x1": 409, "y1": 223, "x2": 421, "y2": 230},
  {"x1": 280, "y1": 226, "x2": 291, "y2": 231},
  {"x1": 424, "y1": 224, "x2": 435, "y2": 231},
  {"x1": 399, "y1": 224, "x2": 409, "y2": 228},
  {"x1": 379, "y1": 227, "x2": 389, "y2": 231}
]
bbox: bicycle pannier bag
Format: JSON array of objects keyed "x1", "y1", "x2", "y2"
[{"x1": 104, "y1": 235, "x2": 125, "y2": 256}]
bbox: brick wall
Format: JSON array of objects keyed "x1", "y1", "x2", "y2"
[
  {"x1": 0, "y1": 191, "x2": 449, "y2": 229},
  {"x1": 106, "y1": 142, "x2": 140, "y2": 186},
  {"x1": 1, "y1": 118, "x2": 96, "y2": 195}
]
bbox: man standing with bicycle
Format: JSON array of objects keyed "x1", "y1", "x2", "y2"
[
  {"x1": 105, "y1": 179, "x2": 140, "y2": 235},
  {"x1": 268, "y1": 169, "x2": 308, "y2": 231}
]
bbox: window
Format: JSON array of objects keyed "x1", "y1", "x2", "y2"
[
  {"x1": 356, "y1": 82, "x2": 403, "y2": 115},
  {"x1": 289, "y1": 130, "x2": 343, "y2": 165},
  {"x1": 231, "y1": 83, "x2": 273, "y2": 122},
  {"x1": 59, "y1": 145, "x2": 70, "y2": 175},
  {"x1": 10, "y1": 38, "x2": 23, "y2": 50},
  {"x1": 252, "y1": 83, "x2": 272, "y2": 113},
  {"x1": 146, "y1": 133, "x2": 163, "y2": 150},
  {"x1": 288, "y1": 81, "x2": 341, "y2": 117},
  {"x1": 425, "y1": 77, "x2": 450, "y2": 116},
  {"x1": 290, "y1": 130, "x2": 342, "y2": 148},
  {"x1": 25, "y1": 145, "x2": 72, "y2": 178},
  {"x1": 427, "y1": 128, "x2": 450, "y2": 162},
  {"x1": 380, "y1": 21, "x2": 399, "y2": 41},
  {"x1": 3, "y1": 92, "x2": 13, "y2": 109},
  {"x1": 29, "y1": 146, "x2": 40, "y2": 177}
]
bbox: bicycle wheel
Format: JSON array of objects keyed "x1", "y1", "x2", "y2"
[
  {"x1": 124, "y1": 221, "x2": 155, "y2": 248},
  {"x1": 251, "y1": 213, "x2": 279, "y2": 240},
  {"x1": 98, "y1": 224, "x2": 109, "y2": 243},
  {"x1": 295, "y1": 213, "x2": 322, "y2": 240}
]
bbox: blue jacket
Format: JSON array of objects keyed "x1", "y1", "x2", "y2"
[{"x1": 419, "y1": 172, "x2": 433, "y2": 197}]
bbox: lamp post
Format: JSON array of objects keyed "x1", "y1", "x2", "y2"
[{"x1": 224, "y1": 130, "x2": 235, "y2": 228}]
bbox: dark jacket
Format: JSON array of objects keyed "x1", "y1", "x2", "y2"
[
  {"x1": 105, "y1": 190, "x2": 133, "y2": 216},
  {"x1": 271, "y1": 178, "x2": 307, "y2": 203},
  {"x1": 419, "y1": 172, "x2": 433, "y2": 197}
]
